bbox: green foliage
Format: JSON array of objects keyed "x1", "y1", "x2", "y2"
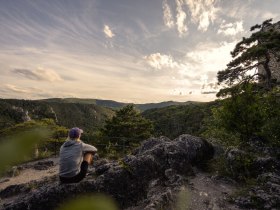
[
  {"x1": 0, "y1": 119, "x2": 69, "y2": 160},
  {"x1": 102, "y1": 105, "x2": 154, "y2": 145},
  {"x1": 201, "y1": 107, "x2": 241, "y2": 147},
  {"x1": 175, "y1": 188, "x2": 191, "y2": 210},
  {"x1": 228, "y1": 151, "x2": 256, "y2": 181},
  {"x1": 204, "y1": 85, "x2": 280, "y2": 149},
  {"x1": 259, "y1": 88, "x2": 280, "y2": 146},
  {"x1": 143, "y1": 102, "x2": 215, "y2": 139},
  {"x1": 218, "y1": 85, "x2": 264, "y2": 143},
  {"x1": 57, "y1": 195, "x2": 118, "y2": 210},
  {"x1": 209, "y1": 20, "x2": 280, "y2": 148},
  {"x1": 0, "y1": 128, "x2": 50, "y2": 173},
  {"x1": 94, "y1": 105, "x2": 154, "y2": 158},
  {"x1": 48, "y1": 102, "x2": 114, "y2": 132},
  {"x1": 206, "y1": 155, "x2": 230, "y2": 177}
]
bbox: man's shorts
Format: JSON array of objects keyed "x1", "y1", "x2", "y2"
[{"x1": 59, "y1": 161, "x2": 89, "y2": 184}]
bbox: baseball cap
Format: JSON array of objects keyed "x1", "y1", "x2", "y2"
[{"x1": 68, "y1": 127, "x2": 83, "y2": 139}]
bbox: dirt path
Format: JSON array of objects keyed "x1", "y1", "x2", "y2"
[
  {"x1": 0, "y1": 157, "x2": 59, "y2": 190},
  {"x1": 188, "y1": 171, "x2": 241, "y2": 210}
]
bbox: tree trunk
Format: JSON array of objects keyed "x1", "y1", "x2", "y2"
[{"x1": 264, "y1": 52, "x2": 272, "y2": 89}]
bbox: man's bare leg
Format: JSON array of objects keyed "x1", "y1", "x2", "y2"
[{"x1": 83, "y1": 153, "x2": 93, "y2": 164}]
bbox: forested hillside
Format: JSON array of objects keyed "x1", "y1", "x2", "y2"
[
  {"x1": 142, "y1": 101, "x2": 218, "y2": 139},
  {"x1": 0, "y1": 97, "x2": 220, "y2": 140},
  {"x1": 0, "y1": 99, "x2": 114, "y2": 132}
]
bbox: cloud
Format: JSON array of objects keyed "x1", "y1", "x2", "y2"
[
  {"x1": 103, "y1": 25, "x2": 115, "y2": 38},
  {"x1": 144, "y1": 53, "x2": 179, "y2": 69},
  {"x1": 0, "y1": 84, "x2": 75, "y2": 99},
  {"x1": 201, "y1": 81, "x2": 219, "y2": 94},
  {"x1": 185, "y1": 40, "x2": 237, "y2": 91},
  {"x1": 218, "y1": 21, "x2": 244, "y2": 36},
  {"x1": 162, "y1": 0, "x2": 174, "y2": 28},
  {"x1": 12, "y1": 68, "x2": 63, "y2": 82},
  {"x1": 164, "y1": 0, "x2": 219, "y2": 35},
  {"x1": 185, "y1": 0, "x2": 219, "y2": 31},
  {"x1": 4, "y1": 84, "x2": 30, "y2": 94},
  {"x1": 221, "y1": 1, "x2": 280, "y2": 22},
  {"x1": 175, "y1": 0, "x2": 188, "y2": 36}
]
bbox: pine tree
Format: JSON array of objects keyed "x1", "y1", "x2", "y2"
[
  {"x1": 217, "y1": 19, "x2": 280, "y2": 97},
  {"x1": 102, "y1": 105, "x2": 154, "y2": 145}
]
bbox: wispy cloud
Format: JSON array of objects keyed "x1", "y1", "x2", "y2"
[
  {"x1": 4, "y1": 84, "x2": 31, "y2": 94},
  {"x1": 175, "y1": 0, "x2": 188, "y2": 36},
  {"x1": 162, "y1": 0, "x2": 174, "y2": 28},
  {"x1": 185, "y1": 0, "x2": 219, "y2": 31},
  {"x1": 103, "y1": 25, "x2": 115, "y2": 38},
  {"x1": 144, "y1": 53, "x2": 179, "y2": 69},
  {"x1": 0, "y1": 83, "x2": 76, "y2": 99},
  {"x1": 163, "y1": 0, "x2": 219, "y2": 36},
  {"x1": 12, "y1": 68, "x2": 63, "y2": 82},
  {"x1": 218, "y1": 20, "x2": 244, "y2": 36}
]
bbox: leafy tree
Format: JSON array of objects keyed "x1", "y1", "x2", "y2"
[
  {"x1": 101, "y1": 105, "x2": 154, "y2": 145},
  {"x1": 217, "y1": 19, "x2": 280, "y2": 96},
  {"x1": 260, "y1": 88, "x2": 280, "y2": 146},
  {"x1": 201, "y1": 106, "x2": 241, "y2": 147},
  {"x1": 218, "y1": 84, "x2": 264, "y2": 144}
]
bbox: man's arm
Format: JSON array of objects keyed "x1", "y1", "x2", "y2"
[{"x1": 82, "y1": 142, "x2": 98, "y2": 154}]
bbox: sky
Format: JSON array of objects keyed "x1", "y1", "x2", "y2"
[{"x1": 0, "y1": 0, "x2": 279, "y2": 103}]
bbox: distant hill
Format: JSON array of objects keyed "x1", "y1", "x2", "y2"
[
  {"x1": 0, "y1": 99, "x2": 114, "y2": 132},
  {"x1": 142, "y1": 101, "x2": 218, "y2": 139},
  {"x1": 40, "y1": 98, "x2": 193, "y2": 111},
  {"x1": 0, "y1": 98, "x2": 211, "y2": 136},
  {"x1": 136, "y1": 101, "x2": 195, "y2": 111},
  {"x1": 40, "y1": 98, "x2": 127, "y2": 109}
]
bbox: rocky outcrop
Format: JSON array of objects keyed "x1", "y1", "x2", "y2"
[
  {"x1": 234, "y1": 173, "x2": 280, "y2": 210},
  {"x1": 2, "y1": 134, "x2": 214, "y2": 210},
  {"x1": 225, "y1": 147, "x2": 280, "y2": 209},
  {"x1": 0, "y1": 175, "x2": 57, "y2": 200},
  {"x1": 258, "y1": 21, "x2": 280, "y2": 83}
]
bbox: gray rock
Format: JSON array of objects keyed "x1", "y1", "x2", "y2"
[
  {"x1": 2, "y1": 134, "x2": 214, "y2": 210},
  {"x1": 252, "y1": 157, "x2": 280, "y2": 175},
  {"x1": 0, "y1": 184, "x2": 31, "y2": 199},
  {"x1": 33, "y1": 160, "x2": 54, "y2": 171},
  {"x1": 235, "y1": 173, "x2": 280, "y2": 209}
]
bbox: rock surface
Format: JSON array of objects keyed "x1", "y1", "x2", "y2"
[
  {"x1": 225, "y1": 147, "x2": 280, "y2": 209},
  {"x1": 1, "y1": 134, "x2": 218, "y2": 210},
  {"x1": 234, "y1": 173, "x2": 280, "y2": 209},
  {"x1": 33, "y1": 160, "x2": 54, "y2": 170}
]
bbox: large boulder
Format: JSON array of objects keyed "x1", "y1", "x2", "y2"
[{"x1": 2, "y1": 134, "x2": 214, "y2": 210}]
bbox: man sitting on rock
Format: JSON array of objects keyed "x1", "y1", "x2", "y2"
[{"x1": 59, "y1": 127, "x2": 97, "y2": 183}]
